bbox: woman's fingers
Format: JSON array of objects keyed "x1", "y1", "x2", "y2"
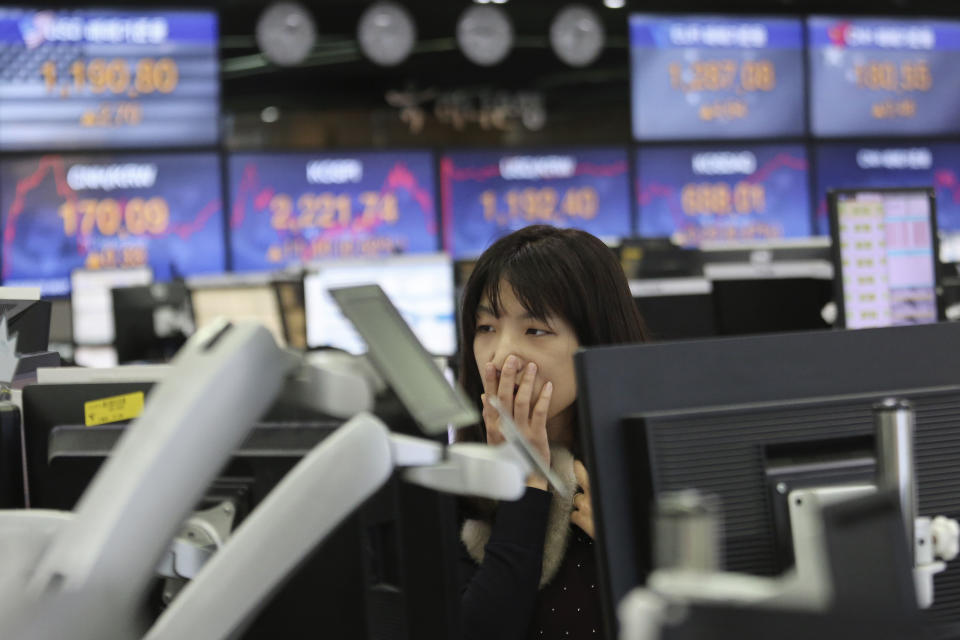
[
  {"x1": 496, "y1": 355, "x2": 519, "y2": 417},
  {"x1": 480, "y1": 357, "x2": 550, "y2": 460},
  {"x1": 481, "y1": 394, "x2": 504, "y2": 444},
  {"x1": 482, "y1": 362, "x2": 498, "y2": 400},
  {"x1": 570, "y1": 506, "x2": 595, "y2": 539},
  {"x1": 513, "y1": 362, "x2": 537, "y2": 428},
  {"x1": 574, "y1": 459, "x2": 590, "y2": 493},
  {"x1": 481, "y1": 362, "x2": 503, "y2": 445},
  {"x1": 530, "y1": 380, "x2": 552, "y2": 431},
  {"x1": 572, "y1": 460, "x2": 596, "y2": 539},
  {"x1": 523, "y1": 380, "x2": 552, "y2": 465}
]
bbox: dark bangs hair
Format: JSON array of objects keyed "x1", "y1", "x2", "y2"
[{"x1": 457, "y1": 225, "x2": 649, "y2": 443}]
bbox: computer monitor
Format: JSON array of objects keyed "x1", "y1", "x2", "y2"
[
  {"x1": 48, "y1": 299, "x2": 72, "y2": 344},
  {"x1": 698, "y1": 239, "x2": 834, "y2": 336},
  {"x1": 44, "y1": 298, "x2": 73, "y2": 364},
  {"x1": 655, "y1": 490, "x2": 924, "y2": 640},
  {"x1": 0, "y1": 401, "x2": 23, "y2": 509},
  {"x1": 710, "y1": 277, "x2": 832, "y2": 336},
  {"x1": 330, "y1": 283, "x2": 478, "y2": 435},
  {"x1": 70, "y1": 267, "x2": 153, "y2": 346},
  {"x1": 0, "y1": 298, "x2": 51, "y2": 353},
  {"x1": 617, "y1": 238, "x2": 717, "y2": 340},
  {"x1": 304, "y1": 253, "x2": 456, "y2": 357},
  {"x1": 829, "y1": 188, "x2": 942, "y2": 329},
  {"x1": 575, "y1": 322, "x2": 960, "y2": 639},
  {"x1": 189, "y1": 279, "x2": 287, "y2": 347},
  {"x1": 112, "y1": 282, "x2": 194, "y2": 364}
]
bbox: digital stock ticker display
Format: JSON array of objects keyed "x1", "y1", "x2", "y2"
[
  {"x1": 629, "y1": 15, "x2": 806, "y2": 140},
  {"x1": 808, "y1": 17, "x2": 960, "y2": 137},
  {"x1": 0, "y1": 153, "x2": 225, "y2": 295},
  {"x1": 0, "y1": 9, "x2": 219, "y2": 150},
  {"x1": 813, "y1": 143, "x2": 960, "y2": 261},
  {"x1": 228, "y1": 152, "x2": 439, "y2": 271},
  {"x1": 637, "y1": 144, "x2": 811, "y2": 246},
  {"x1": 440, "y1": 148, "x2": 632, "y2": 259}
]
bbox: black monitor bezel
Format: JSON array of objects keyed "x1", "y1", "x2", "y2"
[
  {"x1": 575, "y1": 321, "x2": 960, "y2": 640},
  {"x1": 827, "y1": 186, "x2": 944, "y2": 329}
]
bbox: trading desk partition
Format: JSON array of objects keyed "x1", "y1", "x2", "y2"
[{"x1": 575, "y1": 322, "x2": 960, "y2": 639}]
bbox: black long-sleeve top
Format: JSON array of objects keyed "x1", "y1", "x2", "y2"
[{"x1": 459, "y1": 488, "x2": 606, "y2": 640}]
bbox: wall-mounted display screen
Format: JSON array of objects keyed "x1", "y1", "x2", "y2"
[
  {"x1": 228, "y1": 151, "x2": 438, "y2": 271},
  {"x1": 440, "y1": 148, "x2": 631, "y2": 259},
  {"x1": 629, "y1": 14, "x2": 805, "y2": 140},
  {"x1": 814, "y1": 143, "x2": 942, "y2": 228},
  {"x1": 637, "y1": 143, "x2": 811, "y2": 246},
  {"x1": 0, "y1": 152, "x2": 225, "y2": 296},
  {"x1": 808, "y1": 16, "x2": 960, "y2": 137},
  {"x1": 829, "y1": 188, "x2": 940, "y2": 328},
  {"x1": 813, "y1": 143, "x2": 960, "y2": 261},
  {"x1": 0, "y1": 9, "x2": 219, "y2": 150}
]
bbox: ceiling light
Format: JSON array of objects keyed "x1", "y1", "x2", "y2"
[{"x1": 603, "y1": 0, "x2": 626, "y2": 8}]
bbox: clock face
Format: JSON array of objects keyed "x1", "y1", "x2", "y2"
[
  {"x1": 456, "y1": 5, "x2": 514, "y2": 67},
  {"x1": 550, "y1": 5, "x2": 605, "y2": 68},
  {"x1": 256, "y1": 1, "x2": 317, "y2": 66},
  {"x1": 357, "y1": 2, "x2": 417, "y2": 67}
]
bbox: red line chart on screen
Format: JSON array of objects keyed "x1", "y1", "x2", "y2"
[
  {"x1": 2, "y1": 155, "x2": 220, "y2": 278},
  {"x1": 230, "y1": 161, "x2": 435, "y2": 237}
]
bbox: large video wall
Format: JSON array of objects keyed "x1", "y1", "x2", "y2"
[
  {"x1": 4, "y1": 10, "x2": 960, "y2": 293},
  {"x1": 630, "y1": 14, "x2": 960, "y2": 247}
]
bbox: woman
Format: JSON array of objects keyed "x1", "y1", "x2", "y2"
[{"x1": 458, "y1": 225, "x2": 649, "y2": 639}]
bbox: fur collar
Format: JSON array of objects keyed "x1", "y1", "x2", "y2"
[{"x1": 460, "y1": 446, "x2": 578, "y2": 589}]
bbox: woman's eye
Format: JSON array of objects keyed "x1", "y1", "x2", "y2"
[
  {"x1": 526, "y1": 328, "x2": 550, "y2": 336},
  {"x1": 476, "y1": 324, "x2": 494, "y2": 333}
]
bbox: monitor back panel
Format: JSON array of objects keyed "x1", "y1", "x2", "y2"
[
  {"x1": 574, "y1": 321, "x2": 960, "y2": 638},
  {"x1": 626, "y1": 389, "x2": 960, "y2": 626}
]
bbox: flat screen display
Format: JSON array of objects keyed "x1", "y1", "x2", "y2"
[
  {"x1": 190, "y1": 285, "x2": 287, "y2": 347},
  {"x1": 70, "y1": 266, "x2": 152, "y2": 345},
  {"x1": 303, "y1": 253, "x2": 456, "y2": 356},
  {"x1": 830, "y1": 188, "x2": 940, "y2": 329},
  {"x1": 808, "y1": 16, "x2": 960, "y2": 137},
  {"x1": 629, "y1": 14, "x2": 805, "y2": 140},
  {"x1": 330, "y1": 283, "x2": 478, "y2": 434},
  {"x1": 636, "y1": 143, "x2": 811, "y2": 246},
  {"x1": 813, "y1": 143, "x2": 960, "y2": 261},
  {"x1": 440, "y1": 148, "x2": 631, "y2": 259},
  {"x1": 932, "y1": 145, "x2": 960, "y2": 262},
  {"x1": 228, "y1": 151, "x2": 438, "y2": 271},
  {"x1": 0, "y1": 152, "x2": 225, "y2": 296},
  {"x1": 0, "y1": 9, "x2": 219, "y2": 150}
]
